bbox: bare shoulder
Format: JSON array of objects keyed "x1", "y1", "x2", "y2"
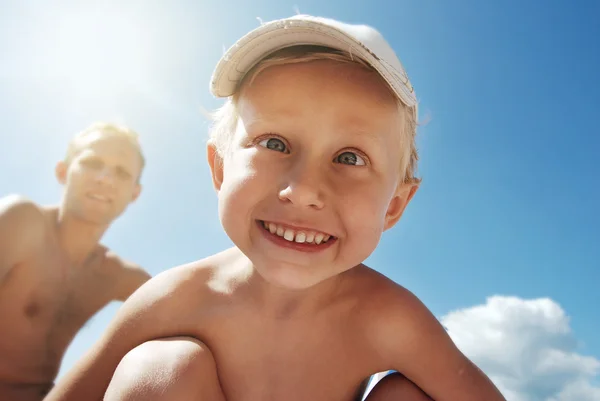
[
  {"x1": 0, "y1": 195, "x2": 49, "y2": 280},
  {"x1": 111, "y1": 246, "x2": 244, "y2": 310},
  {"x1": 345, "y1": 265, "x2": 449, "y2": 364},
  {"x1": 345, "y1": 265, "x2": 424, "y2": 317},
  {"x1": 85, "y1": 248, "x2": 243, "y2": 354},
  {"x1": 350, "y1": 266, "x2": 506, "y2": 401},
  {"x1": 0, "y1": 194, "x2": 38, "y2": 210},
  {"x1": 349, "y1": 266, "x2": 446, "y2": 350},
  {"x1": 0, "y1": 194, "x2": 46, "y2": 228},
  {"x1": 86, "y1": 250, "x2": 234, "y2": 355}
]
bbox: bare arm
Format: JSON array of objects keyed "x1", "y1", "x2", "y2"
[
  {"x1": 0, "y1": 195, "x2": 46, "y2": 283},
  {"x1": 372, "y1": 288, "x2": 507, "y2": 401},
  {"x1": 105, "y1": 254, "x2": 152, "y2": 301},
  {"x1": 45, "y1": 263, "x2": 204, "y2": 401},
  {"x1": 116, "y1": 262, "x2": 152, "y2": 301}
]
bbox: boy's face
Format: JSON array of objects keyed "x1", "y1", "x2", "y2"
[
  {"x1": 208, "y1": 60, "x2": 418, "y2": 289},
  {"x1": 56, "y1": 131, "x2": 142, "y2": 225}
]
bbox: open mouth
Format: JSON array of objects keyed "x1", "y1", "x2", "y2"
[{"x1": 258, "y1": 220, "x2": 336, "y2": 245}]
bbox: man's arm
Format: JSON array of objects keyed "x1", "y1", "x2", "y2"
[
  {"x1": 104, "y1": 253, "x2": 152, "y2": 301},
  {"x1": 117, "y1": 262, "x2": 152, "y2": 301},
  {"x1": 45, "y1": 263, "x2": 204, "y2": 401},
  {"x1": 370, "y1": 287, "x2": 507, "y2": 401},
  {"x1": 0, "y1": 195, "x2": 46, "y2": 283}
]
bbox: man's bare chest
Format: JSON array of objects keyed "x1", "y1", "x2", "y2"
[{"x1": 0, "y1": 254, "x2": 117, "y2": 351}]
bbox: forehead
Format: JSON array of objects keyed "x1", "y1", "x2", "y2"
[
  {"x1": 74, "y1": 131, "x2": 142, "y2": 169},
  {"x1": 238, "y1": 60, "x2": 402, "y2": 130}
]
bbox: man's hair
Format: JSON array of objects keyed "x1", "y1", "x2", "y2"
[
  {"x1": 65, "y1": 122, "x2": 146, "y2": 180},
  {"x1": 208, "y1": 46, "x2": 420, "y2": 184}
]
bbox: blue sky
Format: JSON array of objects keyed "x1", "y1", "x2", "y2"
[{"x1": 1, "y1": 1, "x2": 599, "y2": 398}]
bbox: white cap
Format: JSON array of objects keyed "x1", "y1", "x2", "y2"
[{"x1": 210, "y1": 14, "x2": 417, "y2": 114}]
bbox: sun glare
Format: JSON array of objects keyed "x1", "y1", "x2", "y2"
[{"x1": 33, "y1": 4, "x2": 159, "y2": 100}]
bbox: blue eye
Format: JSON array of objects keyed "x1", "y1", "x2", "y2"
[
  {"x1": 258, "y1": 137, "x2": 288, "y2": 153},
  {"x1": 335, "y1": 151, "x2": 366, "y2": 166}
]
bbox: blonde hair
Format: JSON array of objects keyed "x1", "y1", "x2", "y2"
[
  {"x1": 65, "y1": 122, "x2": 146, "y2": 179},
  {"x1": 209, "y1": 46, "x2": 419, "y2": 183}
]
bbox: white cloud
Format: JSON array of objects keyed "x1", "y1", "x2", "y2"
[{"x1": 442, "y1": 296, "x2": 600, "y2": 401}]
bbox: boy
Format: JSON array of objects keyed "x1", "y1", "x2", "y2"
[
  {"x1": 47, "y1": 15, "x2": 506, "y2": 401},
  {"x1": 0, "y1": 123, "x2": 151, "y2": 401}
]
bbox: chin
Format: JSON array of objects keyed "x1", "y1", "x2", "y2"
[
  {"x1": 74, "y1": 209, "x2": 116, "y2": 226},
  {"x1": 254, "y1": 260, "x2": 340, "y2": 290}
]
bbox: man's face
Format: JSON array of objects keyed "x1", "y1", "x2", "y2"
[
  {"x1": 57, "y1": 132, "x2": 142, "y2": 225},
  {"x1": 208, "y1": 59, "x2": 418, "y2": 290}
]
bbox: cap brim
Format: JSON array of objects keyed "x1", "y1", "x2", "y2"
[{"x1": 210, "y1": 18, "x2": 417, "y2": 111}]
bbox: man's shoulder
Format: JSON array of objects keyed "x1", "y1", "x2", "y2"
[
  {"x1": 0, "y1": 195, "x2": 50, "y2": 252},
  {"x1": 0, "y1": 194, "x2": 46, "y2": 225},
  {"x1": 0, "y1": 195, "x2": 51, "y2": 279}
]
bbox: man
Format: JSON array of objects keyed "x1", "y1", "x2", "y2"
[{"x1": 0, "y1": 122, "x2": 152, "y2": 401}]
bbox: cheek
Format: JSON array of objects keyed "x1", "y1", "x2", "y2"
[
  {"x1": 66, "y1": 165, "x2": 81, "y2": 179},
  {"x1": 336, "y1": 178, "x2": 391, "y2": 219},
  {"x1": 221, "y1": 150, "x2": 279, "y2": 197},
  {"x1": 68, "y1": 166, "x2": 97, "y2": 185},
  {"x1": 115, "y1": 183, "x2": 136, "y2": 202},
  {"x1": 336, "y1": 180, "x2": 391, "y2": 243},
  {"x1": 65, "y1": 168, "x2": 86, "y2": 190},
  {"x1": 218, "y1": 152, "x2": 271, "y2": 221},
  {"x1": 321, "y1": 189, "x2": 386, "y2": 268}
]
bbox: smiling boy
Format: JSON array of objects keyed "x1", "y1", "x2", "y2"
[{"x1": 47, "y1": 16, "x2": 506, "y2": 401}]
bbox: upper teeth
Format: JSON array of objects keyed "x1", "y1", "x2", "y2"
[{"x1": 263, "y1": 221, "x2": 331, "y2": 244}]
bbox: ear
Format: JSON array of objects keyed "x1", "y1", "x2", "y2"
[
  {"x1": 207, "y1": 141, "x2": 224, "y2": 192},
  {"x1": 55, "y1": 161, "x2": 68, "y2": 185},
  {"x1": 131, "y1": 183, "x2": 142, "y2": 203},
  {"x1": 383, "y1": 182, "x2": 419, "y2": 231}
]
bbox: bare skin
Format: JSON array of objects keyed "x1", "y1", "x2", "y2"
[
  {"x1": 47, "y1": 249, "x2": 503, "y2": 401},
  {"x1": 0, "y1": 128, "x2": 151, "y2": 401},
  {"x1": 47, "y1": 60, "x2": 506, "y2": 400},
  {"x1": 103, "y1": 338, "x2": 431, "y2": 401},
  {"x1": 0, "y1": 199, "x2": 149, "y2": 401}
]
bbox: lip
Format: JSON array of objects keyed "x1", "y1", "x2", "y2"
[
  {"x1": 86, "y1": 193, "x2": 113, "y2": 204},
  {"x1": 260, "y1": 220, "x2": 335, "y2": 238},
  {"x1": 256, "y1": 220, "x2": 337, "y2": 253}
]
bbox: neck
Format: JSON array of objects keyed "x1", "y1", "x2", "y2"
[
  {"x1": 54, "y1": 206, "x2": 109, "y2": 266},
  {"x1": 247, "y1": 267, "x2": 344, "y2": 319}
]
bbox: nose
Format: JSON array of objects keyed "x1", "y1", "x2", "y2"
[
  {"x1": 278, "y1": 161, "x2": 325, "y2": 210},
  {"x1": 95, "y1": 167, "x2": 116, "y2": 186}
]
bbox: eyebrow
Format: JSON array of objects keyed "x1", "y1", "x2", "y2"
[
  {"x1": 333, "y1": 116, "x2": 392, "y2": 146},
  {"x1": 242, "y1": 109, "x2": 300, "y2": 127},
  {"x1": 79, "y1": 154, "x2": 102, "y2": 162},
  {"x1": 81, "y1": 154, "x2": 135, "y2": 175},
  {"x1": 344, "y1": 125, "x2": 384, "y2": 140}
]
